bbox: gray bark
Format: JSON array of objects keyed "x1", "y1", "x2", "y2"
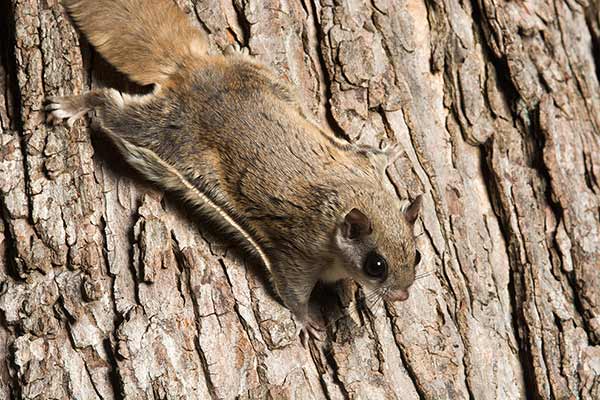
[{"x1": 1, "y1": 0, "x2": 599, "y2": 399}]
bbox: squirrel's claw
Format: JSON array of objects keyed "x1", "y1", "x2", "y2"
[
  {"x1": 44, "y1": 96, "x2": 89, "y2": 128},
  {"x1": 298, "y1": 317, "x2": 326, "y2": 348},
  {"x1": 224, "y1": 42, "x2": 250, "y2": 57}
]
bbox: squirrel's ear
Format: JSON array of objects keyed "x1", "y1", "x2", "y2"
[
  {"x1": 404, "y1": 195, "x2": 422, "y2": 225},
  {"x1": 342, "y1": 208, "x2": 372, "y2": 239}
]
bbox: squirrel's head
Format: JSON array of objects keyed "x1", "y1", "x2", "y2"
[{"x1": 333, "y1": 191, "x2": 422, "y2": 302}]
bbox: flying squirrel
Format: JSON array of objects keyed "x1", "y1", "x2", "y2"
[{"x1": 46, "y1": 0, "x2": 423, "y2": 338}]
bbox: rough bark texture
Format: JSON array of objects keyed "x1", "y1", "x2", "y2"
[{"x1": 1, "y1": 0, "x2": 599, "y2": 399}]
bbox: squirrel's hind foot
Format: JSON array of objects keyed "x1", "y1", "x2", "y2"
[{"x1": 45, "y1": 95, "x2": 90, "y2": 128}]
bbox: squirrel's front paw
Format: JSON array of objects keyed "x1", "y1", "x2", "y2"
[
  {"x1": 224, "y1": 42, "x2": 250, "y2": 57},
  {"x1": 296, "y1": 315, "x2": 326, "y2": 347},
  {"x1": 45, "y1": 96, "x2": 90, "y2": 128}
]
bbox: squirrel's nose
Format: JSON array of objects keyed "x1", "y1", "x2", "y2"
[{"x1": 387, "y1": 289, "x2": 409, "y2": 302}]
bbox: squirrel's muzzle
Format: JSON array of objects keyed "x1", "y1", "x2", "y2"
[{"x1": 387, "y1": 289, "x2": 409, "y2": 302}]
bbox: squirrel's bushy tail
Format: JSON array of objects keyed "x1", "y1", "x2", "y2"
[{"x1": 63, "y1": 0, "x2": 207, "y2": 86}]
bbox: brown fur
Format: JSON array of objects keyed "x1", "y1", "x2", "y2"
[
  {"x1": 48, "y1": 0, "x2": 422, "y2": 329},
  {"x1": 62, "y1": 0, "x2": 207, "y2": 86}
]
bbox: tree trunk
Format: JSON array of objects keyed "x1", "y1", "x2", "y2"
[{"x1": 1, "y1": 0, "x2": 599, "y2": 398}]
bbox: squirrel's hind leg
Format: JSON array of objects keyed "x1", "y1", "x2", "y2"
[
  {"x1": 45, "y1": 89, "x2": 165, "y2": 147},
  {"x1": 45, "y1": 89, "x2": 135, "y2": 127}
]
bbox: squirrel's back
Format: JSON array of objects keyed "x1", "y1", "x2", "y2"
[{"x1": 63, "y1": 0, "x2": 207, "y2": 86}]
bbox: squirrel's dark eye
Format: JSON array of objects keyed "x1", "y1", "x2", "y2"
[
  {"x1": 364, "y1": 251, "x2": 388, "y2": 280},
  {"x1": 415, "y1": 250, "x2": 421, "y2": 265}
]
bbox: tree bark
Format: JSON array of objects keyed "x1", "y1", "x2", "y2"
[{"x1": 1, "y1": 0, "x2": 599, "y2": 398}]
